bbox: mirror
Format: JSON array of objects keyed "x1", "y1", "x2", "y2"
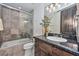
[
  {"x1": 44, "y1": 3, "x2": 77, "y2": 41},
  {"x1": 44, "y1": 3, "x2": 67, "y2": 34}
]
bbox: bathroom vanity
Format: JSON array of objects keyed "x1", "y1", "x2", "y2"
[{"x1": 34, "y1": 36, "x2": 79, "y2": 56}]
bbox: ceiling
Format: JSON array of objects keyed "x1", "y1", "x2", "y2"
[
  {"x1": 3, "y1": 3, "x2": 49, "y2": 13},
  {"x1": 3, "y1": 3, "x2": 74, "y2": 17},
  {"x1": 44, "y1": 3, "x2": 75, "y2": 18}
]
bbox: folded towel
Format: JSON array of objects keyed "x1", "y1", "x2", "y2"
[{"x1": 0, "y1": 18, "x2": 3, "y2": 31}]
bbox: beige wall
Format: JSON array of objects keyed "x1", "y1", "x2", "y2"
[
  {"x1": 49, "y1": 11, "x2": 61, "y2": 34},
  {"x1": 33, "y1": 4, "x2": 44, "y2": 36}
]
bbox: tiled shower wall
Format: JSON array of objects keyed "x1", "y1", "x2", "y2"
[{"x1": 0, "y1": 5, "x2": 33, "y2": 43}]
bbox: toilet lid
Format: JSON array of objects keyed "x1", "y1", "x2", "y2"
[{"x1": 24, "y1": 42, "x2": 34, "y2": 49}]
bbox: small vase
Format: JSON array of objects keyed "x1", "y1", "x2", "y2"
[
  {"x1": 44, "y1": 27, "x2": 48, "y2": 37},
  {"x1": 44, "y1": 32, "x2": 48, "y2": 38}
]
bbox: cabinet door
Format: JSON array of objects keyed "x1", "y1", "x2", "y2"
[
  {"x1": 38, "y1": 40, "x2": 53, "y2": 55},
  {"x1": 35, "y1": 39, "x2": 73, "y2": 56},
  {"x1": 62, "y1": 51, "x2": 73, "y2": 56},
  {"x1": 52, "y1": 46, "x2": 73, "y2": 56},
  {"x1": 40, "y1": 50, "x2": 49, "y2": 56},
  {"x1": 52, "y1": 46, "x2": 63, "y2": 56}
]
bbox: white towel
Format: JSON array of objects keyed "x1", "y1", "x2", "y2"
[{"x1": 0, "y1": 18, "x2": 3, "y2": 31}]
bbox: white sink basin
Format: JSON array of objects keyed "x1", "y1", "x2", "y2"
[{"x1": 47, "y1": 36, "x2": 67, "y2": 42}]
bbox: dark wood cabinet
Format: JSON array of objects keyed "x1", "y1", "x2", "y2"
[{"x1": 35, "y1": 39, "x2": 73, "y2": 56}]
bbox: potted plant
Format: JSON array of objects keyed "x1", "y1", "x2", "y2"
[{"x1": 40, "y1": 16, "x2": 51, "y2": 37}]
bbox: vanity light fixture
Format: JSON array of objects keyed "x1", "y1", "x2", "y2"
[
  {"x1": 46, "y1": 3, "x2": 61, "y2": 13},
  {"x1": 50, "y1": 4, "x2": 53, "y2": 8},
  {"x1": 46, "y1": 6, "x2": 49, "y2": 11}
]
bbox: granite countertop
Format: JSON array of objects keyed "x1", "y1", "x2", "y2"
[{"x1": 34, "y1": 35, "x2": 79, "y2": 56}]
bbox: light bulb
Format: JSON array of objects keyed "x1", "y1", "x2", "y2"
[
  {"x1": 64, "y1": 3, "x2": 67, "y2": 6},
  {"x1": 57, "y1": 4, "x2": 61, "y2": 8},
  {"x1": 46, "y1": 6, "x2": 49, "y2": 11},
  {"x1": 55, "y1": 3, "x2": 58, "y2": 6},
  {"x1": 50, "y1": 4, "x2": 53, "y2": 8}
]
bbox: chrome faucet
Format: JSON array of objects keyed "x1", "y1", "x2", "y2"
[{"x1": 60, "y1": 34, "x2": 63, "y2": 38}]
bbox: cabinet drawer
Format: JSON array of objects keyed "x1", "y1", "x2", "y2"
[
  {"x1": 39, "y1": 41, "x2": 52, "y2": 55},
  {"x1": 52, "y1": 47, "x2": 63, "y2": 56}
]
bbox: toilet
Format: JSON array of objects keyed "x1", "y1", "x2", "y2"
[{"x1": 24, "y1": 42, "x2": 34, "y2": 56}]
